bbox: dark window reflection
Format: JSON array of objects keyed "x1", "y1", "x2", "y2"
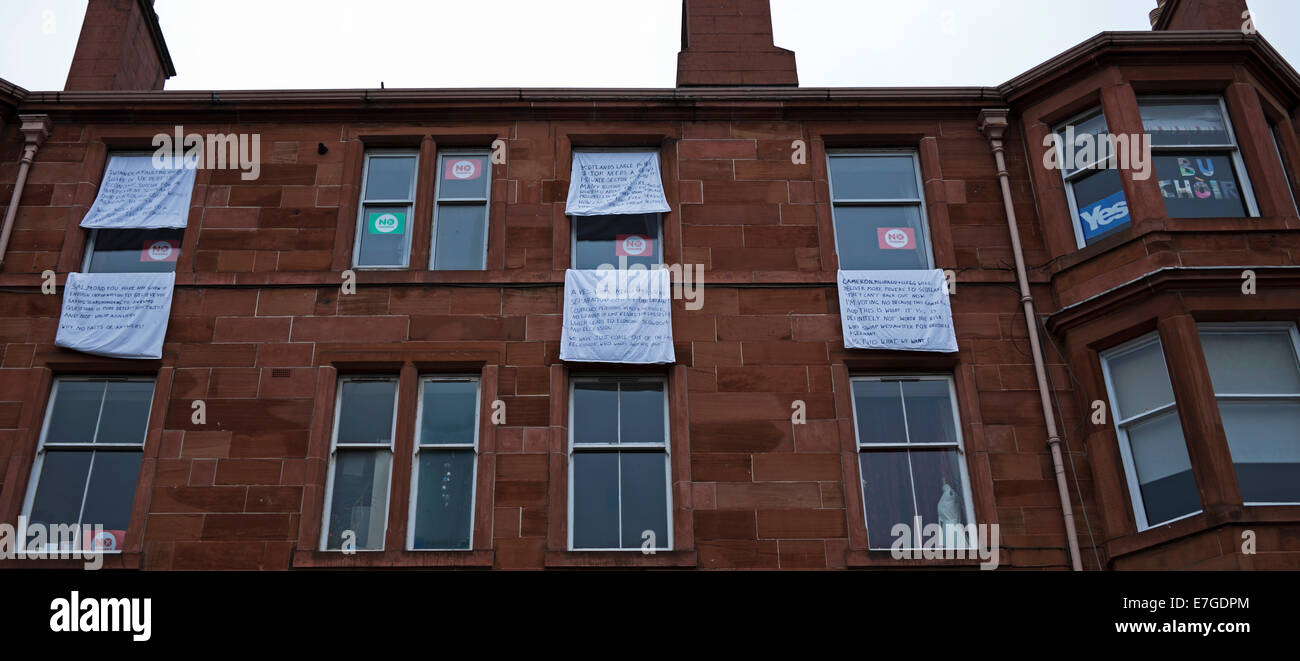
[
  {"x1": 87, "y1": 229, "x2": 184, "y2": 273},
  {"x1": 412, "y1": 449, "x2": 475, "y2": 549},
  {"x1": 1155, "y1": 153, "x2": 1247, "y2": 218},
  {"x1": 574, "y1": 214, "x2": 659, "y2": 269}
]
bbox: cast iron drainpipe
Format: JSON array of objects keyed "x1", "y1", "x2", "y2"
[
  {"x1": 0, "y1": 115, "x2": 52, "y2": 268},
  {"x1": 977, "y1": 109, "x2": 1084, "y2": 571}
]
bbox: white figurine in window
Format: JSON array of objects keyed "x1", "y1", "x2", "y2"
[{"x1": 937, "y1": 479, "x2": 967, "y2": 548}]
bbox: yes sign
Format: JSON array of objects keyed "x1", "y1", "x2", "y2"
[{"x1": 1077, "y1": 190, "x2": 1130, "y2": 242}]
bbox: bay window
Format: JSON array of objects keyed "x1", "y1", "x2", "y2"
[
  {"x1": 1054, "y1": 108, "x2": 1131, "y2": 247},
  {"x1": 1142, "y1": 97, "x2": 1258, "y2": 218},
  {"x1": 1198, "y1": 323, "x2": 1300, "y2": 505},
  {"x1": 1100, "y1": 334, "x2": 1202, "y2": 529}
]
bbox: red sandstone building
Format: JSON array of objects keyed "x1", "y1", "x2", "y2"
[{"x1": 0, "y1": 0, "x2": 1298, "y2": 571}]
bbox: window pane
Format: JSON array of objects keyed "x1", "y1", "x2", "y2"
[
  {"x1": 573, "y1": 214, "x2": 659, "y2": 270},
  {"x1": 438, "y1": 155, "x2": 489, "y2": 199},
  {"x1": 432, "y1": 204, "x2": 487, "y2": 270},
  {"x1": 909, "y1": 449, "x2": 970, "y2": 547},
  {"x1": 27, "y1": 450, "x2": 93, "y2": 527},
  {"x1": 411, "y1": 449, "x2": 475, "y2": 549},
  {"x1": 1141, "y1": 102, "x2": 1231, "y2": 146},
  {"x1": 572, "y1": 452, "x2": 619, "y2": 549},
  {"x1": 46, "y1": 381, "x2": 105, "y2": 444},
  {"x1": 79, "y1": 450, "x2": 142, "y2": 531},
  {"x1": 619, "y1": 382, "x2": 664, "y2": 444},
  {"x1": 87, "y1": 228, "x2": 184, "y2": 273},
  {"x1": 829, "y1": 155, "x2": 919, "y2": 200},
  {"x1": 1059, "y1": 112, "x2": 1111, "y2": 175},
  {"x1": 1273, "y1": 126, "x2": 1299, "y2": 214},
  {"x1": 364, "y1": 156, "x2": 415, "y2": 200},
  {"x1": 832, "y1": 205, "x2": 928, "y2": 270},
  {"x1": 901, "y1": 380, "x2": 957, "y2": 444},
  {"x1": 356, "y1": 205, "x2": 411, "y2": 266},
  {"x1": 419, "y1": 380, "x2": 478, "y2": 445},
  {"x1": 337, "y1": 380, "x2": 396, "y2": 444},
  {"x1": 620, "y1": 452, "x2": 668, "y2": 549},
  {"x1": 853, "y1": 380, "x2": 906, "y2": 445},
  {"x1": 1219, "y1": 400, "x2": 1300, "y2": 503},
  {"x1": 1199, "y1": 330, "x2": 1300, "y2": 395},
  {"x1": 1155, "y1": 153, "x2": 1247, "y2": 218},
  {"x1": 860, "y1": 450, "x2": 915, "y2": 549},
  {"x1": 95, "y1": 381, "x2": 153, "y2": 444},
  {"x1": 1126, "y1": 410, "x2": 1200, "y2": 525},
  {"x1": 324, "y1": 451, "x2": 391, "y2": 550},
  {"x1": 1071, "y1": 168, "x2": 1129, "y2": 244},
  {"x1": 573, "y1": 382, "x2": 618, "y2": 444},
  {"x1": 1107, "y1": 340, "x2": 1175, "y2": 421}
]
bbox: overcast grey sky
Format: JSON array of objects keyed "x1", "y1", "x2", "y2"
[{"x1": 2, "y1": 0, "x2": 1297, "y2": 90}]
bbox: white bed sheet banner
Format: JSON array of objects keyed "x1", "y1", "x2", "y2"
[
  {"x1": 837, "y1": 269, "x2": 958, "y2": 352},
  {"x1": 80, "y1": 155, "x2": 196, "y2": 229},
  {"x1": 560, "y1": 268, "x2": 675, "y2": 364},
  {"x1": 55, "y1": 272, "x2": 176, "y2": 359},
  {"x1": 565, "y1": 151, "x2": 672, "y2": 216}
]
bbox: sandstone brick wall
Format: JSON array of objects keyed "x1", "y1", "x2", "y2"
[{"x1": 1, "y1": 84, "x2": 1298, "y2": 569}]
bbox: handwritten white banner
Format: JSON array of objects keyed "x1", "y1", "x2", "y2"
[
  {"x1": 565, "y1": 151, "x2": 671, "y2": 217},
  {"x1": 560, "y1": 269, "x2": 675, "y2": 364},
  {"x1": 56, "y1": 272, "x2": 175, "y2": 359},
  {"x1": 81, "y1": 155, "x2": 196, "y2": 229},
  {"x1": 838, "y1": 269, "x2": 957, "y2": 352}
]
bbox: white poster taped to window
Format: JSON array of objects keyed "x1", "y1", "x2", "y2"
[
  {"x1": 837, "y1": 269, "x2": 957, "y2": 352},
  {"x1": 80, "y1": 155, "x2": 196, "y2": 229},
  {"x1": 560, "y1": 268, "x2": 675, "y2": 364},
  {"x1": 565, "y1": 151, "x2": 671, "y2": 216},
  {"x1": 55, "y1": 272, "x2": 175, "y2": 359}
]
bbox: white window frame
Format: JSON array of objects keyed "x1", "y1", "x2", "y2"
[
  {"x1": 848, "y1": 374, "x2": 976, "y2": 550},
  {"x1": 567, "y1": 375, "x2": 673, "y2": 552},
  {"x1": 1052, "y1": 107, "x2": 1128, "y2": 249},
  {"x1": 21, "y1": 376, "x2": 155, "y2": 554},
  {"x1": 430, "y1": 150, "x2": 492, "y2": 270},
  {"x1": 1197, "y1": 321, "x2": 1300, "y2": 506},
  {"x1": 1270, "y1": 124, "x2": 1300, "y2": 215},
  {"x1": 825, "y1": 149, "x2": 934, "y2": 270},
  {"x1": 1140, "y1": 95, "x2": 1260, "y2": 218},
  {"x1": 406, "y1": 375, "x2": 481, "y2": 551},
  {"x1": 568, "y1": 148, "x2": 665, "y2": 270},
  {"x1": 1100, "y1": 333, "x2": 1203, "y2": 530},
  {"x1": 352, "y1": 150, "x2": 418, "y2": 269},
  {"x1": 320, "y1": 375, "x2": 400, "y2": 551}
]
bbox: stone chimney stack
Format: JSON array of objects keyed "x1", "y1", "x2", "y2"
[
  {"x1": 64, "y1": 0, "x2": 175, "y2": 91},
  {"x1": 1150, "y1": 0, "x2": 1251, "y2": 31},
  {"x1": 676, "y1": 0, "x2": 797, "y2": 87}
]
